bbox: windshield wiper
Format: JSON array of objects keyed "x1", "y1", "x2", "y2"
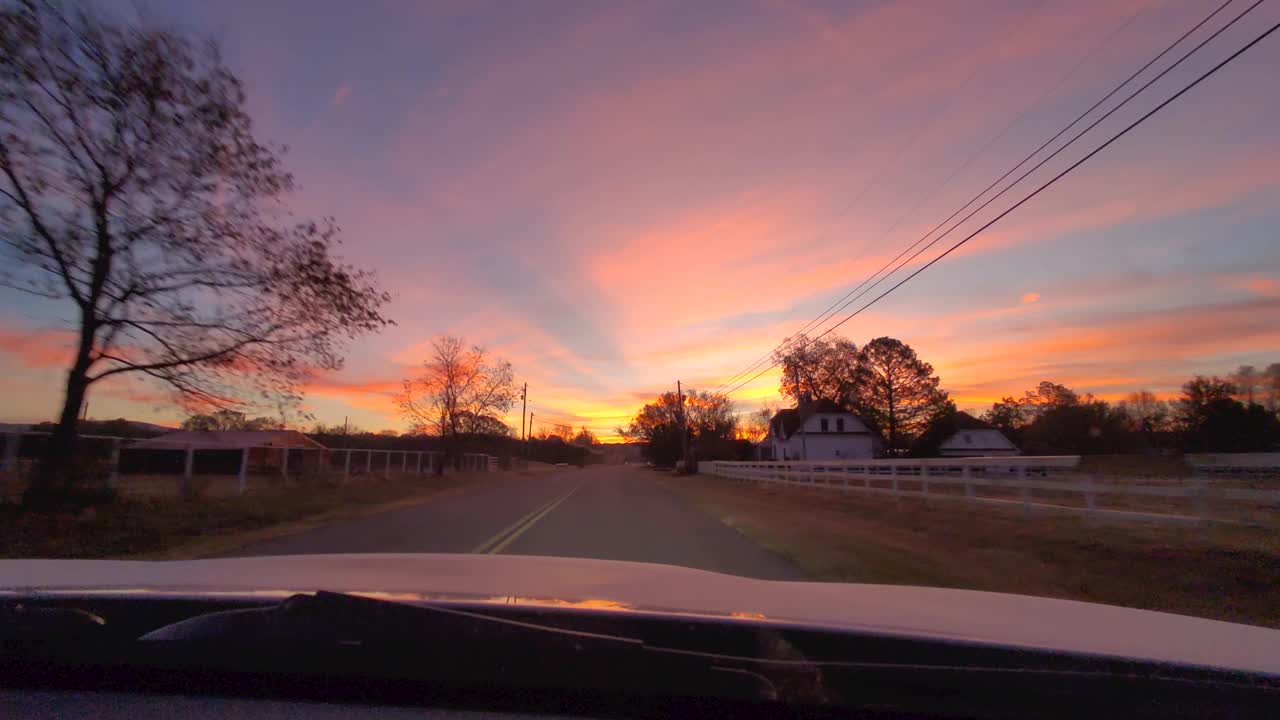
[
  {"x1": 140, "y1": 590, "x2": 643, "y2": 646},
  {"x1": 135, "y1": 591, "x2": 779, "y2": 701}
]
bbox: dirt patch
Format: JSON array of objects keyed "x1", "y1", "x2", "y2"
[{"x1": 662, "y1": 476, "x2": 1280, "y2": 628}]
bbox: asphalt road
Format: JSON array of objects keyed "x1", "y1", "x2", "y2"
[{"x1": 231, "y1": 465, "x2": 803, "y2": 580}]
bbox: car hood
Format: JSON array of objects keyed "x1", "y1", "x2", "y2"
[{"x1": 2, "y1": 553, "x2": 1278, "y2": 675}]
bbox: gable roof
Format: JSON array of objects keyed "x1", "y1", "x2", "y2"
[
  {"x1": 769, "y1": 400, "x2": 869, "y2": 440},
  {"x1": 130, "y1": 430, "x2": 327, "y2": 450},
  {"x1": 939, "y1": 428, "x2": 1018, "y2": 452}
]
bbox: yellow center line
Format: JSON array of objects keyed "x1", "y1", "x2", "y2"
[
  {"x1": 471, "y1": 494, "x2": 561, "y2": 554},
  {"x1": 486, "y1": 484, "x2": 579, "y2": 555}
]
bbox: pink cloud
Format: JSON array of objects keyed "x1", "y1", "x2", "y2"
[
  {"x1": 1223, "y1": 274, "x2": 1280, "y2": 298},
  {"x1": 1020, "y1": 292, "x2": 1040, "y2": 305},
  {"x1": 330, "y1": 84, "x2": 353, "y2": 108},
  {"x1": 0, "y1": 326, "x2": 73, "y2": 368}
]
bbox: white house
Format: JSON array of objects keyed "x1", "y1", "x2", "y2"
[
  {"x1": 938, "y1": 428, "x2": 1020, "y2": 457},
  {"x1": 762, "y1": 399, "x2": 876, "y2": 461}
]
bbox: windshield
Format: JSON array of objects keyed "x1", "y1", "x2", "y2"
[{"x1": 1, "y1": 0, "x2": 1278, "y2": 638}]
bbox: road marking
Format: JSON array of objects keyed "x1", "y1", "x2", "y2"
[
  {"x1": 473, "y1": 484, "x2": 578, "y2": 550},
  {"x1": 471, "y1": 495, "x2": 561, "y2": 554},
  {"x1": 484, "y1": 485, "x2": 579, "y2": 555}
]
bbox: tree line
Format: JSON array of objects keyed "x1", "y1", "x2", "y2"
[
  {"x1": 623, "y1": 334, "x2": 1280, "y2": 465},
  {"x1": 977, "y1": 368, "x2": 1280, "y2": 455}
]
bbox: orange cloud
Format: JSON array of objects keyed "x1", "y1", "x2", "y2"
[
  {"x1": 1223, "y1": 274, "x2": 1279, "y2": 298},
  {"x1": 0, "y1": 326, "x2": 73, "y2": 368},
  {"x1": 1020, "y1": 292, "x2": 1040, "y2": 305}
]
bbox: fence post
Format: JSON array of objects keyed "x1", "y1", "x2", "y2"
[
  {"x1": 366, "y1": 449, "x2": 373, "y2": 475},
  {"x1": 238, "y1": 448, "x2": 249, "y2": 495},
  {"x1": 416, "y1": 452, "x2": 423, "y2": 474},
  {"x1": 108, "y1": 439, "x2": 121, "y2": 489},
  {"x1": 1018, "y1": 465, "x2": 1030, "y2": 519},
  {"x1": 281, "y1": 446, "x2": 290, "y2": 481},
  {"x1": 962, "y1": 465, "x2": 973, "y2": 499},
  {"x1": 384, "y1": 451, "x2": 391, "y2": 480},
  {"x1": 1083, "y1": 474, "x2": 1096, "y2": 523},
  {"x1": 1191, "y1": 475, "x2": 1209, "y2": 525},
  {"x1": 343, "y1": 449, "x2": 352, "y2": 483},
  {"x1": 890, "y1": 464, "x2": 899, "y2": 498},
  {"x1": 181, "y1": 445, "x2": 194, "y2": 498},
  {"x1": 1, "y1": 432, "x2": 18, "y2": 472}
]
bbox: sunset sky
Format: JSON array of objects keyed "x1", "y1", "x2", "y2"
[{"x1": 2, "y1": 0, "x2": 1278, "y2": 441}]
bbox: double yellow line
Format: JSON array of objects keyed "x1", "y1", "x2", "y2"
[{"x1": 471, "y1": 485, "x2": 579, "y2": 555}]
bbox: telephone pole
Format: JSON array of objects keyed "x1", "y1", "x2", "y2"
[
  {"x1": 677, "y1": 380, "x2": 688, "y2": 470},
  {"x1": 528, "y1": 413, "x2": 534, "y2": 457},
  {"x1": 520, "y1": 383, "x2": 528, "y2": 446}
]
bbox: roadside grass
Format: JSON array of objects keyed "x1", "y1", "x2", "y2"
[
  {"x1": 0, "y1": 471, "x2": 510, "y2": 560},
  {"x1": 662, "y1": 476, "x2": 1280, "y2": 628}
]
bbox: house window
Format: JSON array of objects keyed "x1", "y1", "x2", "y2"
[
  {"x1": 820, "y1": 418, "x2": 829, "y2": 432},
  {"x1": 836, "y1": 418, "x2": 845, "y2": 432}
]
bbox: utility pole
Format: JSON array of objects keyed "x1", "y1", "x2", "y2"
[
  {"x1": 677, "y1": 380, "x2": 688, "y2": 471},
  {"x1": 528, "y1": 413, "x2": 534, "y2": 457},
  {"x1": 520, "y1": 383, "x2": 528, "y2": 447}
]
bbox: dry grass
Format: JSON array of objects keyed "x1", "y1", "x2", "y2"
[
  {"x1": 663, "y1": 476, "x2": 1280, "y2": 629},
  {"x1": 1, "y1": 471, "x2": 508, "y2": 560}
]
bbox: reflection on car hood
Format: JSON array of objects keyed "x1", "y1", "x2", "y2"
[{"x1": 2, "y1": 553, "x2": 1278, "y2": 675}]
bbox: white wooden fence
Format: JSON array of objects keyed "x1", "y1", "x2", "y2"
[
  {"x1": 130, "y1": 444, "x2": 496, "y2": 495},
  {"x1": 1, "y1": 431, "x2": 496, "y2": 498},
  {"x1": 698, "y1": 455, "x2": 1280, "y2": 527}
]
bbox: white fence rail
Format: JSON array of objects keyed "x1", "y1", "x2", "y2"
[
  {"x1": 1, "y1": 431, "x2": 497, "y2": 498},
  {"x1": 698, "y1": 456, "x2": 1280, "y2": 527}
]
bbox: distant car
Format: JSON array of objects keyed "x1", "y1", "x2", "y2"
[{"x1": 555, "y1": 462, "x2": 569, "y2": 466}]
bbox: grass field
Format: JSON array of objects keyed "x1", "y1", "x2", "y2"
[
  {"x1": 663, "y1": 475, "x2": 1280, "y2": 629},
  {"x1": 0, "y1": 469, "x2": 530, "y2": 559}
]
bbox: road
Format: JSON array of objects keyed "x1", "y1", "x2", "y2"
[{"x1": 232, "y1": 465, "x2": 803, "y2": 580}]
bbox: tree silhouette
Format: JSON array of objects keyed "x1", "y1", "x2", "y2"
[
  {"x1": 0, "y1": 4, "x2": 391, "y2": 503},
  {"x1": 181, "y1": 410, "x2": 279, "y2": 432},
  {"x1": 774, "y1": 334, "x2": 859, "y2": 404},
  {"x1": 851, "y1": 337, "x2": 951, "y2": 454},
  {"x1": 620, "y1": 388, "x2": 737, "y2": 466},
  {"x1": 397, "y1": 336, "x2": 517, "y2": 464}
]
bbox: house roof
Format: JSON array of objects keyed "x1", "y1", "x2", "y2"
[
  {"x1": 938, "y1": 428, "x2": 1017, "y2": 452},
  {"x1": 769, "y1": 400, "x2": 869, "y2": 440},
  {"x1": 130, "y1": 430, "x2": 327, "y2": 450}
]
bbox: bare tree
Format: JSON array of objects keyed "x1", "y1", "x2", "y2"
[
  {"x1": 1232, "y1": 365, "x2": 1261, "y2": 406},
  {"x1": 737, "y1": 403, "x2": 776, "y2": 443},
  {"x1": 397, "y1": 336, "x2": 517, "y2": 460},
  {"x1": 1265, "y1": 363, "x2": 1280, "y2": 414},
  {"x1": 774, "y1": 334, "x2": 859, "y2": 404},
  {"x1": 620, "y1": 388, "x2": 737, "y2": 466},
  {"x1": 572, "y1": 426, "x2": 597, "y2": 446},
  {"x1": 1115, "y1": 390, "x2": 1171, "y2": 433},
  {"x1": 0, "y1": 4, "x2": 391, "y2": 502},
  {"x1": 181, "y1": 410, "x2": 279, "y2": 432}
]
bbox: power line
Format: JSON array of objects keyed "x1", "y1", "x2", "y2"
[
  {"x1": 706, "y1": 1, "x2": 1055, "y2": 392},
  {"x1": 710, "y1": 0, "x2": 1240, "y2": 395},
  {"x1": 789, "y1": 0, "x2": 1264, "y2": 345},
  {"x1": 723, "y1": 15, "x2": 1280, "y2": 397}
]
